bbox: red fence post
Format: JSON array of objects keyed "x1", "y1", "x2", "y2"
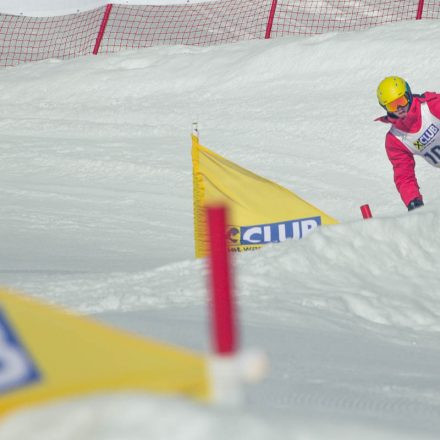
[
  {"x1": 265, "y1": 0, "x2": 278, "y2": 39},
  {"x1": 93, "y1": 4, "x2": 113, "y2": 55},
  {"x1": 206, "y1": 205, "x2": 237, "y2": 355},
  {"x1": 416, "y1": 0, "x2": 425, "y2": 19}
]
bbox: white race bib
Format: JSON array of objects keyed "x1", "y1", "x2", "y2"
[{"x1": 390, "y1": 103, "x2": 440, "y2": 167}]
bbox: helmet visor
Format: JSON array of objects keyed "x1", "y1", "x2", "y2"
[{"x1": 385, "y1": 95, "x2": 409, "y2": 112}]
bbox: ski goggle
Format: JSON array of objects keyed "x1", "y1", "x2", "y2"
[{"x1": 385, "y1": 95, "x2": 409, "y2": 112}]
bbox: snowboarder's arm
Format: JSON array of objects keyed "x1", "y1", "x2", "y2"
[{"x1": 385, "y1": 132, "x2": 422, "y2": 207}]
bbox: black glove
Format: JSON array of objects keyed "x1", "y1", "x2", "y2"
[{"x1": 407, "y1": 198, "x2": 424, "y2": 211}]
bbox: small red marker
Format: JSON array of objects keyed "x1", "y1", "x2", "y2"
[{"x1": 360, "y1": 204, "x2": 372, "y2": 219}]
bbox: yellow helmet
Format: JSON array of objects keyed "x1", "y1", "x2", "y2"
[{"x1": 377, "y1": 76, "x2": 412, "y2": 109}]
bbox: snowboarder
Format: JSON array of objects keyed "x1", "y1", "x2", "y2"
[{"x1": 376, "y1": 76, "x2": 440, "y2": 210}]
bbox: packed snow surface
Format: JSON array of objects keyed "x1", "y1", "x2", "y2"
[{"x1": 1, "y1": 18, "x2": 440, "y2": 440}]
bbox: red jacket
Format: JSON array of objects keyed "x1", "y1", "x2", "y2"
[{"x1": 376, "y1": 92, "x2": 440, "y2": 206}]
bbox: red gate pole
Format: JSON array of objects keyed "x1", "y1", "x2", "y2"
[
  {"x1": 206, "y1": 205, "x2": 237, "y2": 355},
  {"x1": 360, "y1": 204, "x2": 373, "y2": 219},
  {"x1": 265, "y1": 0, "x2": 278, "y2": 39},
  {"x1": 416, "y1": 0, "x2": 425, "y2": 19},
  {"x1": 93, "y1": 4, "x2": 113, "y2": 55},
  {"x1": 205, "y1": 204, "x2": 268, "y2": 405}
]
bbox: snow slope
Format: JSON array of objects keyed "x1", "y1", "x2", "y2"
[{"x1": 1, "y1": 18, "x2": 440, "y2": 439}]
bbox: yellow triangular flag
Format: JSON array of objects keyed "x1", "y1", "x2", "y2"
[
  {"x1": 0, "y1": 288, "x2": 210, "y2": 416},
  {"x1": 192, "y1": 134, "x2": 338, "y2": 258}
]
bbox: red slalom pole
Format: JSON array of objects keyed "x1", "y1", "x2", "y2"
[
  {"x1": 360, "y1": 204, "x2": 372, "y2": 219},
  {"x1": 206, "y1": 205, "x2": 237, "y2": 355}
]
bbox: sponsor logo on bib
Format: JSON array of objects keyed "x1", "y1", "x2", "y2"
[{"x1": 413, "y1": 124, "x2": 439, "y2": 151}]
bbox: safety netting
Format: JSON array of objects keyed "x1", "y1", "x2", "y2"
[
  {"x1": 102, "y1": 1, "x2": 271, "y2": 52},
  {"x1": 0, "y1": 0, "x2": 439, "y2": 67},
  {"x1": 271, "y1": 0, "x2": 426, "y2": 37},
  {"x1": 0, "y1": 8, "x2": 104, "y2": 66}
]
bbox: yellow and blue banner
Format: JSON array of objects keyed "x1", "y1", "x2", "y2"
[
  {"x1": 0, "y1": 288, "x2": 210, "y2": 416},
  {"x1": 192, "y1": 134, "x2": 338, "y2": 258}
]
